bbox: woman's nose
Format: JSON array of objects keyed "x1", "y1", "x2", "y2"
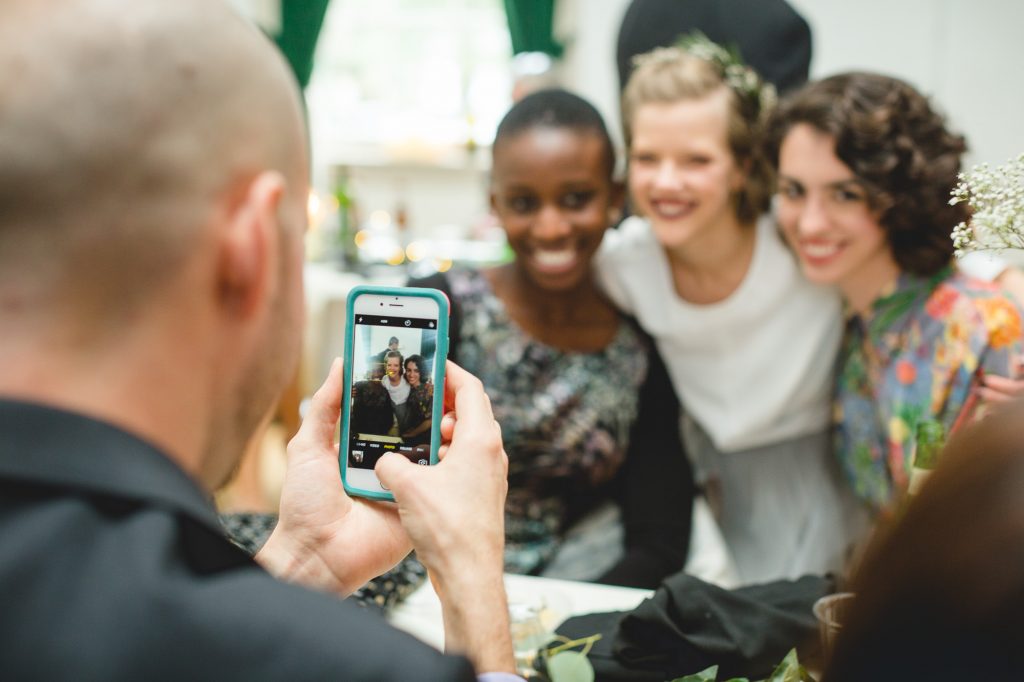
[
  {"x1": 532, "y1": 204, "x2": 571, "y2": 240},
  {"x1": 798, "y1": 196, "x2": 831, "y2": 236},
  {"x1": 653, "y1": 160, "x2": 682, "y2": 190}
]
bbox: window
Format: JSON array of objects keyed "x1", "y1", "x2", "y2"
[{"x1": 306, "y1": 0, "x2": 513, "y2": 157}]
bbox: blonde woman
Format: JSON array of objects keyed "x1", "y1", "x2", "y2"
[{"x1": 596, "y1": 42, "x2": 867, "y2": 584}]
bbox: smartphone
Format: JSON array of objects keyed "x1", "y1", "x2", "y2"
[{"x1": 339, "y1": 285, "x2": 449, "y2": 500}]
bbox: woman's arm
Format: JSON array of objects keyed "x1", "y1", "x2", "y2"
[
  {"x1": 407, "y1": 272, "x2": 463, "y2": 362},
  {"x1": 401, "y1": 418, "x2": 432, "y2": 439},
  {"x1": 597, "y1": 334, "x2": 694, "y2": 588}
]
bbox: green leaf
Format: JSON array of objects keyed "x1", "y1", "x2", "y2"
[
  {"x1": 764, "y1": 649, "x2": 816, "y2": 682},
  {"x1": 546, "y1": 651, "x2": 595, "y2": 682},
  {"x1": 669, "y1": 665, "x2": 719, "y2": 682},
  {"x1": 667, "y1": 651, "x2": 817, "y2": 682}
]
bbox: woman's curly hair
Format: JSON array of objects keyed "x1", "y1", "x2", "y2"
[{"x1": 765, "y1": 72, "x2": 969, "y2": 277}]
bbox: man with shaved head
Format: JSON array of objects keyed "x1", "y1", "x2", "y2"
[{"x1": 0, "y1": 1, "x2": 517, "y2": 679}]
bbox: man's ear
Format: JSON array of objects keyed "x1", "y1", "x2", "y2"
[{"x1": 217, "y1": 170, "x2": 286, "y2": 318}]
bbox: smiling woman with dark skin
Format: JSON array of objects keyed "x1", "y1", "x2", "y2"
[
  {"x1": 484, "y1": 121, "x2": 622, "y2": 352},
  {"x1": 410, "y1": 89, "x2": 693, "y2": 588}
]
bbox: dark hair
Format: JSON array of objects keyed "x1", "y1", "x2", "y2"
[
  {"x1": 493, "y1": 88, "x2": 616, "y2": 179},
  {"x1": 404, "y1": 354, "x2": 429, "y2": 382},
  {"x1": 766, "y1": 72, "x2": 968, "y2": 277},
  {"x1": 824, "y1": 400, "x2": 1024, "y2": 680}
]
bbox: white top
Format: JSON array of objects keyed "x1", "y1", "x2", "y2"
[
  {"x1": 595, "y1": 215, "x2": 842, "y2": 452},
  {"x1": 384, "y1": 376, "x2": 410, "y2": 405}
]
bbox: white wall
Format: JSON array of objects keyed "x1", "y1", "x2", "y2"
[
  {"x1": 790, "y1": 0, "x2": 1024, "y2": 167},
  {"x1": 560, "y1": 0, "x2": 1024, "y2": 167}
]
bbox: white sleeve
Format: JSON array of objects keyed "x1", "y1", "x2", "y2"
[
  {"x1": 958, "y1": 251, "x2": 1008, "y2": 282},
  {"x1": 593, "y1": 226, "x2": 637, "y2": 314}
]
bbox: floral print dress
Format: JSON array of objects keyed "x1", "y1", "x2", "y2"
[
  {"x1": 442, "y1": 268, "x2": 649, "y2": 574},
  {"x1": 835, "y1": 267, "x2": 1023, "y2": 509}
]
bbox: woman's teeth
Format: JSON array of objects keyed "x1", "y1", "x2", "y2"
[
  {"x1": 803, "y1": 243, "x2": 840, "y2": 258},
  {"x1": 533, "y1": 249, "x2": 576, "y2": 268},
  {"x1": 651, "y1": 200, "x2": 693, "y2": 218}
]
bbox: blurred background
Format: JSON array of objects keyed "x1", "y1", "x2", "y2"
[{"x1": 216, "y1": 0, "x2": 1024, "y2": 510}]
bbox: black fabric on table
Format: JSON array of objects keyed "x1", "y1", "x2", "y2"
[{"x1": 552, "y1": 573, "x2": 833, "y2": 681}]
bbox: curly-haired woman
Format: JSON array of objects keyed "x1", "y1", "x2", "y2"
[
  {"x1": 399, "y1": 354, "x2": 433, "y2": 447},
  {"x1": 767, "y1": 72, "x2": 1024, "y2": 513}
]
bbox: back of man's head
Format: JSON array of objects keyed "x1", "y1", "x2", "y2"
[{"x1": 0, "y1": 0, "x2": 306, "y2": 338}]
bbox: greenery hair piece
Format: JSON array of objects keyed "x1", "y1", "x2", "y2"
[
  {"x1": 950, "y1": 152, "x2": 1024, "y2": 257},
  {"x1": 674, "y1": 31, "x2": 777, "y2": 115}
]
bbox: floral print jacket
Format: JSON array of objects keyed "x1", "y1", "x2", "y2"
[{"x1": 835, "y1": 267, "x2": 1023, "y2": 509}]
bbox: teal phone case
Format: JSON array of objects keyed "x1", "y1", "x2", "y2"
[{"x1": 339, "y1": 285, "x2": 449, "y2": 501}]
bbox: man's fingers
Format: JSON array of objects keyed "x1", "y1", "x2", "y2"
[
  {"x1": 375, "y1": 451, "x2": 415, "y2": 491},
  {"x1": 443, "y1": 361, "x2": 494, "y2": 426},
  {"x1": 440, "y1": 411, "x2": 456, "y2": 441},
  {"x1": 293, "y1": 357, "x2": 343, "y2": 449}
]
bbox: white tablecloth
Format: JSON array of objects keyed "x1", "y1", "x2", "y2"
[{"x1": 387, "y1": 573, "x2": 653, "y2": 651}]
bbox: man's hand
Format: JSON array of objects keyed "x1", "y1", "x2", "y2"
[
  {"x1": 256, "y1": 358, "x2": 412, "y2": 596},
  {"x1": 376, "y1": 361, "x2": 514, "y2": 674}
]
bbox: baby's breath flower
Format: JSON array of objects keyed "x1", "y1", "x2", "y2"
[{"x1": 951, "y1": 153, "x2": 1024, "y2": 257}]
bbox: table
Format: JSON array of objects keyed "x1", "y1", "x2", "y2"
[{"x1": 388, "y1": 573, "x2": 653, "y2": 651}]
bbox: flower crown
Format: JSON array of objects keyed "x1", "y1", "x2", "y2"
[
  {"x1": 950, "y1": 153, "x2": 1024, "y2": 257},
  {"x1": 649, "y1": 31, "x2": 777, "y2": 116}
]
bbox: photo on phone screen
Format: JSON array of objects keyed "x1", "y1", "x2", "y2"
[{"x1": 342, "y1": 286, "x2": 446, "y2": 493}]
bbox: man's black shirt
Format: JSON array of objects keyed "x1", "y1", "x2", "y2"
[{"x1": 0, "y1": 399, "x2": 474, "y2": 681}]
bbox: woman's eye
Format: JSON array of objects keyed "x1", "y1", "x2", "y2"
[
  {"x1": 777, "y1": 183, "x2": 802, "y2": 199},
  {"x1": 833, "y1": 188, "x2": 864, "y2": 203},
  {"x1": 506, "y1": 196, "x2": 537, "y2": 213},
  {"x1": 561, "y1": 191, "x2": 594, "y2": 209},
  {"x1": 630, "y1": 152, "x2": 657, "y2": 165},
  {"x1": 686, "y1": 156, "x2": 710, "y2": 166}
]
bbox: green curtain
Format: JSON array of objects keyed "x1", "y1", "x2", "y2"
[
  {"x1": 272, "y1": 0, "x2": 332, "y2": 89},
  {"x1": 502, "y1": 0, "x2": 562, "y2": 57}
]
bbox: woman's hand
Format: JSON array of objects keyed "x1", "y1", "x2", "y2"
[{"x1": 976, "y1": 357, "x2": 1024, "y2": 405}]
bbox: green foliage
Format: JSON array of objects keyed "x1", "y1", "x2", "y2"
[
  {"x1": 764, "y1": 649, "x2": 815, "y2": 682},
  {"x1": 670, "y1": 665, "x2": 719, "y2": 682},
  {"x1": 546, "y1": 651, "x2": 595, "y2": 682},
  {"x1": 674, "y1": 31, "x2": 776, "y2": 115},
  {"x1": 667, "y1": 649, "x2": 816, "y2": 682},
  {"x1": 540, "y1": 634, "x2": 602, "y2": 682}
]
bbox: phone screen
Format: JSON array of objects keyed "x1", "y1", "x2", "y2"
[{"x1": 345, "y1": 310, "x2": 440, "y2": 477}]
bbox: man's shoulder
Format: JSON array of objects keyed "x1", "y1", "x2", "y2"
[
  {"x1": 164, "y1": 567, "x2": 476, "y2": 680},
  {"x1": 0, "y1": 490, "x2": 474, "y2": 681}
]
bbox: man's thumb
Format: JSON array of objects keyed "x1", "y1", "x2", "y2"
[{"x1": 375, "y1": 452, "x2": 413, "y2": 491}]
